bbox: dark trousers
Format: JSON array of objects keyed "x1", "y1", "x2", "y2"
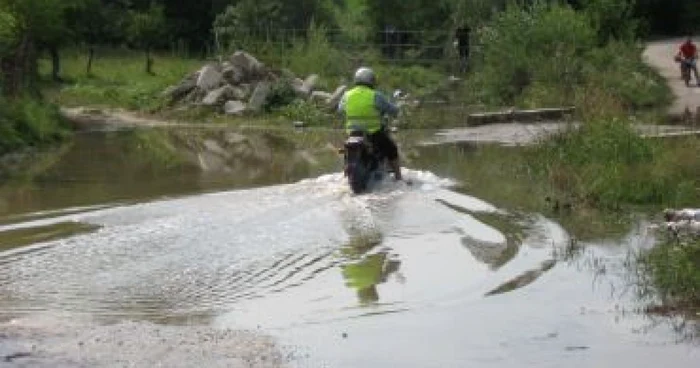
[{"x1": 368, "y1": 129, "x2": 398, "y2": 161}]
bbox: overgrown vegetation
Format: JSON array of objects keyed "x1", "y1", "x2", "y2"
[
  {"x1": 464, "y1": 1, "x2": 670, "y2": 113},
  {"x1": 0, "y1": 98, "x2": 71, "y2": 154},
  {"x1": 526, "y1": 120, "x2": 699, "y2": 210},
  {"x1": 639, "y1": 238, "x2": 700, "y2": 316}
]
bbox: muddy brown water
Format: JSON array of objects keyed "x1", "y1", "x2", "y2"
[{"x1": 0, "y1": 129, "x2": 697, "y2": 367}]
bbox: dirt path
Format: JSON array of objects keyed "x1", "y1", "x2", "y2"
[
  {"x1": 643, "y1": 37, "x2": 700, "y2": 119},
  {"x1": 60, "y1": 107, "x2": 180, "y2": 130}
]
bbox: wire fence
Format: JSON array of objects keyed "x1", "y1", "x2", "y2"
[
  {"x1": 206, "y1": 27, "x2": 485, "y2": 122},
  {"x1": 211, "y1": 27, "x2": 477, "y2": 69}
]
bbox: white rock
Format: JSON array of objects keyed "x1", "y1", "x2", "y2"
[
  {"x1": 292, "y1": 78, "x2": 308, "y2": 97},
  {"x1": 328, "y1": 85, "x2": 347, "y2": 108},
  {"x1": 202, "y1": 85, "x2": 233, "y2": 106},
  {"x1": 229, "y1": 51, "x2": 264, "y2": 78},
  {"x1": 248, "y1": 82, "x2": 271, "y2": 112},
  {"x1": 196, "y1": 65, "x2": 223, "y2": 91},
  {"x1": 224, "y1": 100, "x2": 247, "y2": 115},
  {"x1": 300, "y1": 74, "x2": 319, "y2": 95}
]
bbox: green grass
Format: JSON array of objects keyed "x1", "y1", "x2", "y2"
[
  {"x1": 39, "y1": 48, "x2": 203, "y2": 111},
  {"x1": 0, "y1": 97, "x2": 72, "y2": 155},
  {"x1": 526, "y1": 120, "x2": 700, "y2": 210},
  {"x1": 639, "y1": 238, "x2": 700, "y2": 316}
]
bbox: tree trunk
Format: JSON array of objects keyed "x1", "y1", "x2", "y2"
[
  {"x1": 1, "y1": 34, "x2": 37, "y2": 98},
  {"x1": 50, "y1": 46, "x2": 61, "y2": 82},
  {"x1": 86, "y1": 46, "x2": 95, "y2": 76},
  {"x1": 145, "y1": 47, "x2": 154, "y2": 75}
]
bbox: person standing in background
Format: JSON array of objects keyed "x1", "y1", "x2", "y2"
[{"x1": 455, "y1": 24, "x2": 471, "y2": 73}]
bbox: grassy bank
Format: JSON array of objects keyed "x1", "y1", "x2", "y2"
[
  {"x1": 40, "y1": 48, "x2": 203, "y2": 111},
  {"x1": 0, "y1": 98, "x2": 72, "y2": 156},
  {"x1": 413, "y1": 142, "x2": 649, "y2": 241},
  {"x1": 526, "y1": 120, "x2": 700, "y2": 211}
]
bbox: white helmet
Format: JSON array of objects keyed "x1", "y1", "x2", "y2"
[{"x1": 353, "y1": 67, "x2": 376, "y2": 87}]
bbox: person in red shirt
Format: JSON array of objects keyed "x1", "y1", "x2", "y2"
[{"x1": 676, "y1": 36, "x2": 699, "y2": 85}]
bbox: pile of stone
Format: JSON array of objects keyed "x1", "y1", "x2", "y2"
[{"x1": 162, "y1": 51, "x2": 347, "y2": 116}]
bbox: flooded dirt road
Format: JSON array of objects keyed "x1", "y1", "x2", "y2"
[{"x1": 0, "y1": 131, "x2": 697, "y2": 367}]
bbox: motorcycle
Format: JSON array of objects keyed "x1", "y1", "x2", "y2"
[
  {"x1": 342, "y1": 129, "x2": 392, "y2": 194},
  {"x1": 675, "y1": 55, "x2": 696, "y2": 87}
]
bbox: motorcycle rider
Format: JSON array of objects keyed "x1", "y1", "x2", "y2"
[
  {"x1": 338, "y1": 67, "x2": 403, "y2": 181},
  {"x1": 676, "y1": 36, "x2": 700, "y2": 85}
]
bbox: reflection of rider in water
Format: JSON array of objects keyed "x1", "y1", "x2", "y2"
[
  {"x1": 342, "y1": 253, "x2": 402, "y2": 304},
  {"x1": 339, "y1": 236, "x2": 403, "y2": 304}
]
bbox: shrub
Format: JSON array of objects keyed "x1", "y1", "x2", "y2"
[
  {"x1": 0, "y1": 98, "x2": 71, "y2": 154},
  {"x1": 466, "y1": 0, "x2": 670, "y2": 114},
  {"x1": 473, "y1": 0, "x2": 596, "y2": 106},
  {"x1": 276, "y1": 99, "x2": 333, "y2": 127}
]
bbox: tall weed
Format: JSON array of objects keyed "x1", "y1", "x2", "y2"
[
  {"x1": 529, "y1": 119, "x2": 699, "y2": 209},
  {"x1": 0, "y1": 98, "x2": 71, "y2": 154},
  {"x1": 285, "y1": 21, "x2": 350, "y2": 81},
  {"x1": 640, "y1": 239, "x2": 700, "y2": 312}
]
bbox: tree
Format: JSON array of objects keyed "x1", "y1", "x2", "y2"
[
  {"x1": 127, "y1": 2, "x2": 166, "y2": 75},
  {"x1": 213, "y1": 0, "x2": 336, "y2": 51},
  {"x1": 578, "y1": 0, "x2": 637, "y2": 43},
  {"x1": 0, "y1": 7, "x2": 16, "y2": 54},
  {"x1": 364, "y1": 0, "x2": 452, "y2": 59},
  {"x1": 0, "y1": 0, "x2": 61, "y2": 96},
  {"x1": 66, "y1": 0, "x2": 129, "y2": 75},
  {"x1": 0, "y1": 0, "x2": 87, "y2": 89},
  {"x1": 630, "y1": 0, "x2": 700, "y2": 36}
]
